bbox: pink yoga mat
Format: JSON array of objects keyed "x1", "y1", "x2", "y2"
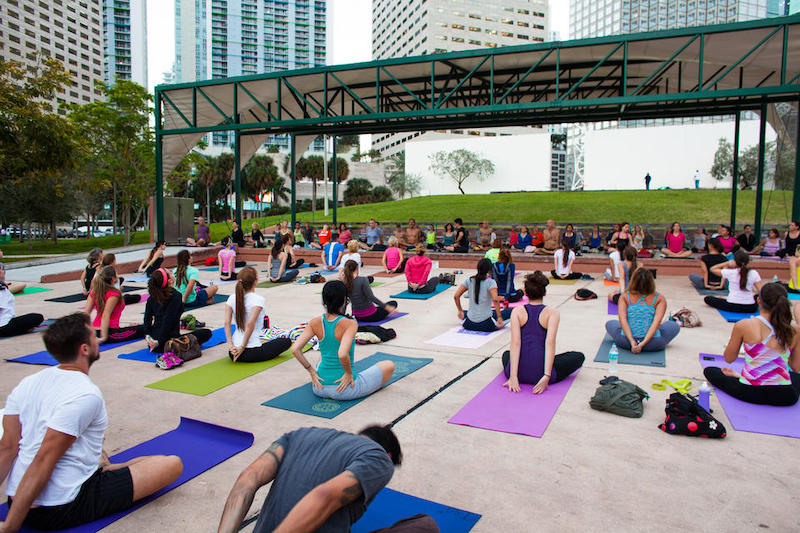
[
  {"x1": 607, "y1": 300, "x2": 618, "y2": 315},
  {"x1": 507, "y1": 295, "x2": 529, "y2": 308},
  {"x1": 699, "y1": 353, "x2": 800, "y2": 439},
  {"x1": 448, "y1": 370, "x2": 579, "y2": 438}
]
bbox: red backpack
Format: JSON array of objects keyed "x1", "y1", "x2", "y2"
[{"x1": 204, "y1": 256, "x2": 217, "y2": 266}]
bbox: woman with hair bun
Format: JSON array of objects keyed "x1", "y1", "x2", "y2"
[
  {"x1": 502, "y1": 271, "x2": 584, "y2": 394},
  {"x1": 705, "y1": 282, "x2": 800, "y2": 406}
]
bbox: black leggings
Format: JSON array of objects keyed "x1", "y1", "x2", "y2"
[
  {"x1": 452, "y1": 245, "x2": 469, "y2": 253},
  {"x1": 289, "y1": 259, "x2": 304, "y2": 269},
  {"x1": 408, "y1": 277, "x2": 439, "y2": 294},
  {"x1": 550, "y1": 271, "x2": 582, "y2": 280},
  {"x1": 98, "y1": 325, "x2": 145, "y2": 343},
  {"x1": 155, "y1": 328, "x2": 213, "y2": 353},
  {"x1": 229, "y1": 337, "x2": 291, "y2": 363},
  {"x1": 703, "y1": 296, "x2": 758, "y2": 313},
  {"x1": 502, "y1": 350, "x2": 585, "y2": 384},
  {"x1": 221, "y1": 272, "x2": 238, "y2": 280},
  {"x1": 357, "y1": 300, "x2": 398, "y2": 322},
  {"x1": 704, "y1": 367, "x2": 800, "y2": 406},
  {"x1": 145, "y1": 257, "x2": 164, "y2": 277},
  {"x1": 0, "y1": 313, "x2": 44, "y2": 337}
]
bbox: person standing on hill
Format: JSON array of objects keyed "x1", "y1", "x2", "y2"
[{"x1": 644, "y1": 172, "x2": 652, "y2": 190}]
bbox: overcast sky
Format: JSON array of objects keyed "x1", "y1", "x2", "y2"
[{"x1": 146, "y1": 0, "x2": 570, "y2": 92}]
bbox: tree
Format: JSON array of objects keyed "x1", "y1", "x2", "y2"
[
  {"x1": 294, "y1": 155, "x2": 349, "y2": 217},
  {"x1": 267, "y1": 144, "x2": 280, "y2": 153},
  {"x1": 371, "y1": 185, "x2": 393, "y2": 203},
  {"x1": 242, "y1": 154, "x2": 279, "y2": 202},
  {"x1": 166, "y1": 138, "x2": 209, "y2": 198},
  {"x1": 428, "y1": 149, "x2": 495, "y2": 194},
  {"x1": 385, "y1": 150, "x2": 422, "y2": 199},
  {"x1": 710, "y1": 137, "x2": 733, "y2": 182},
  {"x1": 335, "y1": 135, "x2": 359, "y2": 152},
  {"x1": 343, "y1": 178, "x2": 374, "y2": 205},
  {"x1": 68, "y1": 80, "x2": 155, "y2": 245}
]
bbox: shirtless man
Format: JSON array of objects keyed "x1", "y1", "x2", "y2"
[
  {"x1": 478, "y1": 220, "x2": 495, "y2": 250},
  {"x1": 393, "y1": 224, "x2": 408, "y2": 248},
  {"x1": 535, "y1": 219, "x2": 561, "y2": 255},
  {"x1": 405, "y1": 218, "x2": 422, "y2": 250}
]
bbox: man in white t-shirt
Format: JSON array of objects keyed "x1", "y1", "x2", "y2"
[{"x1": 0, "y1": 313, "x2": 183, "y2": 532}]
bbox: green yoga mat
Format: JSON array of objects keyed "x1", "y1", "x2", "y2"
[
  {"x1": 257, "y1": 280, "x2": 289, "y2": 289},
  {"x1": 18, "y1": 286, "x2": 53, "y2": 295},
  {"x1": 145, "y1": 345, "x2": 310, "y2": 396}
]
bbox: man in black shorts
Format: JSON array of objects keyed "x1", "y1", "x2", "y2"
[{"x1": 0, "y1": 313, "x2": 183, "y2": 531}]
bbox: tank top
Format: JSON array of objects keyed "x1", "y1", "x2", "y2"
[
  {"x1": 492, "y1": 262, "x2": 515, "y2": 296},
  {"x1": 626, "y1": 291, "x2": 660, "y2": 340},
  {"x1": 785, "y1": 232, "x2": 800, "y2": 256},
  {"x1": 763, "y1": 238, "x2": 780, "y2": 255},
  {"x1": 504, "y1": 304, "x2": 554, "y2": 384},
  {"x1": 385, "y1": 247, "x2": 400, "y2": 269},
  {"x1": 316, "y1": 314, "x2": 357, "y2": 384},
  {"x1": 90, "y1": 290, "x2": 124, "y2": 329},
  {"x1": 84, "y1": 265, "x2": 97, "y2": 292},
  {"x1": 443, "y1": 234, "x2": 455, "y2": 246},
  {"x1": 426, "y1": 232, "x2": 435, "y2": 245},
  {"x1": 269, "y1": 255, "x2": 283, "y2": 278},
  {"x1": 741, "y1": 316, "x2": 792, "y2": 386}
]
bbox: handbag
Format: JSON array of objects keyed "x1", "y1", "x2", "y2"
[
  {"x1": 672, "y1": 307, "x2": 701, "y2": 328},
  {"x1": 589, "y1": 376, "x2": 649, "y2": 418},
  {"x1": 165, "y1": 334, "x2": 202, "y2": 362},
  {"x1": 659, "y1": 392, "x2": 726, "y2": 438},
  {"x1": 438, "y1": 272, "x2": 456, "y2": 285}
]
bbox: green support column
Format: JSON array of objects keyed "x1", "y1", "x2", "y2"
[
  {"x1": 730, "y1": 112, "x2": 741, "y2": 230},
  {"x1": 793, "y1": 95, "x2": 800, "y2": 222},
  {"x1": 154, "y1": 90, "x2": 164, "y2": 241},
  {"x1": 290, "y1": 135, "x2": 296, "y2": 228},
  {"x1": 332, "y1": 136, "x2": 338, "y2": 227},
  {"x1": 754, "y1": 101, "x2": 768, "y2": 239},
  {"x1": 234, "y1": 130, "x2": 242, "y2": 226}
]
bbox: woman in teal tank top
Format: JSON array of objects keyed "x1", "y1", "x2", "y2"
[{"x1": 290, "y1": 280, "x2": 396, "y2": 400}]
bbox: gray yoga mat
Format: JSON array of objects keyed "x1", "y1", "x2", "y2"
[{"x1": 593, "y1": 334, "x2": 666, "y2": 367}]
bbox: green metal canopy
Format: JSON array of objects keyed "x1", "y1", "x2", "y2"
[{"x1": 154, "y1": 14, "x2": 800, "y2": 240}]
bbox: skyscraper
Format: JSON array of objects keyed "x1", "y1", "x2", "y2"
[
  {"x1": 103, "y1": 0, "x2": 148, "y2": 87},
  {"x1": 174, "y1": 0, "x2": 327, "y2": 148},
  {"x1": 371, "y1": 0, "x2": 550, "y2": 155}
]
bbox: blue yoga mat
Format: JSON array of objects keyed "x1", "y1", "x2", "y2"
[
  {"x1": 352, "y1": 488, "x2": 481, "y2": 533},
  {"x1": 6, "y1": 337, "x2": 144, "y2": 366},
  {"x1": 0, "y1": 417, "x2": 253, "y2": 533},
  {"x1": 593, "y1": 334, "x2": 666, "y2": 367},
  {"x1": 716, "y1": 308, "x2": 759, "y2": 323},
  {"x1": 356, "y1": 312, "x2": 408, "y2": 327},
  {"x1": 117, "y1": 327, "x2": 231, "y2": 363},
  {"x1": 390, "y1": 283, "x2": 452, "y2": 300},
  {"x1": 263, "y1": 352, "x2": 432, "y2": 418},
  {"x1": 788, "y1": 292, "x2": 800, "y2": 301},
  {"x1": 320, "y1": 269, "x2": 339, "y2": 276}
]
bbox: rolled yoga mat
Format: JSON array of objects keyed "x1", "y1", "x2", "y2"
[
  {"x1": 145, "y1": 345, "x2": 310, "y2": 396},
  {"x1": 699, "y1": 353, "x2": 800, "y2": 439},
  {"x1": 356, "y1": 312, "x2": 408, "y2": 327},
  {"x1": 45, "y1": 286, "x2": 141, "y2": 304},
  {"x1": 425, "y1": 325, "x2": 509, "y2": 350},
  {"x1": 262, "y1": 352, "x2": 432, "y2": 419},
  {"x1": 593, "y1": 334, "x2": 666, "y2": 367},
  {"x1": 6, "y1": 337, "x2": 145, "y2": 366},
  {"x1": 389, "y1": 283, "x2": 452, "y2": 300},
  {"x1": 117, "y1": 327, "x2": 230, "y2": 363},
  {"x1": 716, "y1": 308, "x2": 759, "y2": 323},
  {"x1": 0, "y1": 417, "x2": 254, "y2": 533},
  {"x1": 448, "y1": 370, "x2": 580, "y2": 438},
  {"x1": 607, "y1": 300, "x2": 618, "y2": 315},
  {"x1": 352, "y1": 488, "x2": 481, "y2": 533}
]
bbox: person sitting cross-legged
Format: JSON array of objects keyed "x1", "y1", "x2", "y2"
[
  {"x1": 0, "y1": 313, "x2": 183, "y2": 532},
  {"x1": 404, "y1": 247, "x2": 440, "y2": 294},
  {"x1": 454, "y1": 258, "x2": 512, "y2": 332}
]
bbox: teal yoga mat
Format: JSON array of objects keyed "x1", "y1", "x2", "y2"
[
  {"x1": 390, "y1": 283, "x2": 452, "y2": 299},
  {"x1": 262, "y1": 352, "x2": 432, "y2": 418},
  {"x1": 593, "y1": 334, "x2": 666, "y2": 367}
]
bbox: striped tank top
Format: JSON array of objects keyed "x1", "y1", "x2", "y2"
[{"x1": 741, "y1": 316, "x2": 792, "y2": 386}]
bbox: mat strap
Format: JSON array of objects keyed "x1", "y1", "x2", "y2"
[{"x1": 651, "y1": 379, "x2": 693, "y2": 394}]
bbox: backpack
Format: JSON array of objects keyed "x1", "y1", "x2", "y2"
[
  {"x1": 164, "y1": 334, "x2": 202, "y2": 363},
  {"x1": 589, "y1": 376, "x2": 649, "y2": 418},
  {"x1": 672, "y1": 307, "x2": 701, "y2": 328},
  {"x1": 204, "y1": 256, "x2": 217, "y2": 266},
  {"x1": 438, "y1": 272, "x2": 456, "y2": 285},
  {"x1": 659, "y1": 392, "x2": 726, "y2": 438}
]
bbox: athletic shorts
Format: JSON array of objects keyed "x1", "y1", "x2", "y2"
[
  {"x1": 314, "y1": 364, "x2": 384, "y2": 401},
  {"x1": 8, "y1": 467, "x2": 133, "y2": 531}
]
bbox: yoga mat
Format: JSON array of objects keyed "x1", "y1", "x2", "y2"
[
  {"x1": 699, "y1": 354, "x2": 800, "y2": 439},
  {"x1": 593, "y1": 334, "x2": 665, "y2": 367},
  {"x1": 356, "y1": 312, "x2": 408, "y2": 326},
  {"x1": 788, "y1": 292, "x2": 800, "y2": 301},
  {"x1": 320, "y1": 269, "x2": 339, "y2": 276},
  {"x1": 373, "y1": 271, "x2": 403, "y2": 277},
  {"x1": 262, "y1": 352, "x2": 432, "y2": 418},
  {"x1": 123, "y1": 274, "x2": 150, "y2": 283},
  {"x1": 257, "y1": 280, "x2": 291, "y2": 289},
  {"x1": 0, "y1": 417, "x2": 253, "y2": 533},
  {"x1": 607, "y1": 300, "x2": 618, "y2": 315},
  {"x1": 18, "y1": 286, "x2": 52, "y2": 295},
  {"x1": 45, "y1": 286, "x2": 141, "y2": 304},
  {"x1": 352, "y1": 488, "x2": 481, "y2": 533},
  {"x1": 7, "y1": 337, "x2": 144, "y2": 366},
  {"x1": 548, "y1": 278, "x2": 578, "y2": 285},
  {"x1": 199, "y1": 263, "x2": 255, "y2": 271},
  {"x1": 507, "y1": 295, "x2": 530, "y2": 308},
  {"x1": 145, "y1": 345, "x2": 310, "y2": 396},
  {"x1": 603, "y1": 279, "x2": 619, "y2": 286},
  {"x1": 425, "y1": 325, "x2": 509, "y2": 350},
  {"x1": 390, "y1": 283, "x2": 451, "y2": 300},
  {"x1": 448, "y1": 370, "x2": 579, "y2": 438},
  {"x1": 117, "y1": 327, "x2": 230, "y2": 363},
  {"x1": 694, "y1": 286, "x2": 727, "y2": 297},
  {"x1": 716, "y1": 308, "x2": 759, "y2": 323},
  {"x1": 32, "y1": 318, "x2": 56, "y2": 332}
]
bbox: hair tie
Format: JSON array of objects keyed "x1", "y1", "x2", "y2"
[{"x1": 157, "y1": 268, "x2": 168, "y2": 287}]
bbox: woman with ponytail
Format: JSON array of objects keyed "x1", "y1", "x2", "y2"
[
  {"x1": 224, "y1": 267, "x2": 291, "y2": 362},
  {"x1": 80, "y1": 248, "x2": 103, "y2": 295},
  {"x1": 453, "y1": 258, "x2": 512, "y2": 332},
  {"x1": 290, "y1": 280, "x2": 395, "y2": 400},
  {"x1": 173, "y1": 249, "x2": 218, "y2": 307},
  {"x1": 268, "y1": 239, "x2": 300, "y2": 283},
  {"x1": 83, "y1": 265, "x2": 145, "y2": 344},
  {"x1": 502, "y1": 272, "x2": 584, "y2": 394},
  {"x1": 342, "y1": 260, "x2": 398, "y2": 322},
  {"x1": 705, "y1": 282, "x2": 800, "y2": 406},
  {"x1": 143, "y1": 268, "x2": 212, "y2": 352},
  {"x1": 551, "y1": 237, "x2": 582, "y2": 281},
  {"x1": 492, "y1": 247, "x2": 523, "y2": 302},
  {"x1": 705, "y1": 249, "x2": 762, "y2": 313}
]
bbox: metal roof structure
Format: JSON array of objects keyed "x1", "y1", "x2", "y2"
[{"x1": 154, "y1": 14, "x2": 800, "y2": 241}]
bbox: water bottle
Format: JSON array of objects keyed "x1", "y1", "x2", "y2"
[
  {"x1": 263, "y1": 315, "x2": 270, "y2": 330},
  {"x1": 773, "y1": 275, "x2": 779, "y2": 283},
  {"x1": 608, "y1": 343, "x2": 619, "y2": 374},
  {"x1": 698, "y1": 381, "x2": 712, "y2": 411}
]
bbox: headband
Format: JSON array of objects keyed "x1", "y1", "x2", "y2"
[{"x1": 157, "y1": 268, "x2": 168, "y2": 287}]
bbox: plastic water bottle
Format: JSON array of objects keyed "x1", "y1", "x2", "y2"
[
  {"x1": 263, "y1": 315, "x2": 270, "y2": 330},
  {"x1": 608, "y1": 343, "x2": 619, "y2": 374},
  {"x1": 698, "y1": 381, "x2": 712, "y2": 411},
  {"x1": 773, "y1": 275, "x2": 780, "y2": 283}
]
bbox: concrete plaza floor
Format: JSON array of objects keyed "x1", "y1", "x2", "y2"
[{"x1": 1, "y1": 259, "x2": 799, "y2": 532}]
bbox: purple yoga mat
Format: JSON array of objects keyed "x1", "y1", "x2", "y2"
[
  {"x1": 356, "y1": 312, "x2": 408, "y2": 326},
  {"x1": 448, "y1": 370, "x2": 579, "y2": 438},
  {"x1": 699, "y1": 353, "x2": 800, "y2": 439},
  {"x1": 607, "y1": 300, "x2": 618, "y2": 315}
]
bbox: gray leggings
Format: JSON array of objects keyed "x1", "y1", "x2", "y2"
[
  {"x1": 688, "y1": 273, "x2": 728, "y2": 291},
  {"x1": 604, "y1": 319, "x2": 680, "y2": 351}
]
